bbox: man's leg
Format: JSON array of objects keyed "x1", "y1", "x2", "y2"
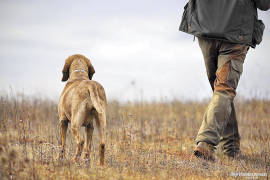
[
  {"x1": 194, "y1": 38, "x2": 219, "y2": 160},
  {"x1": 217, "y1": 43, "x2": 249, "y2": 157},
  {"x1": 197, "y1": 38, "x2": 218, "y2": 91},
  {"x1": 195, "y1": 39, "x2": 249, "y2": 159},
  {"x1": 195, "y1": 91, "x2": 232, "y2": 146},
  {"x1": 219, "y1": 102, "x2": 241, "y2": 157}
]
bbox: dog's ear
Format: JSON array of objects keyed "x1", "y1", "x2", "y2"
[
  {"x1": 61, "y1": 56, "x2": 74, "y2": 82},
  {"x1": 83, "y1": 58, "x2": 95, "y2": 80}
]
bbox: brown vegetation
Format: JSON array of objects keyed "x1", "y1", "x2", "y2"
[{"x1": 0, "y1": 93, "x2": 269, "y2": 179}]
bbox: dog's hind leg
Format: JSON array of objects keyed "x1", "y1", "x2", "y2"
[
  {"x1": 95, "y1": 112, "x2": 106, "y2": 165},
  {"x1": 58, "y1": 119, "x2": 68, "y2": 160},
  {"x1": 71, "y1": 109, "x2": 86, "y2": 162},
  {"x1": 82, "y1": 120, "x2": 94, "y2": 161}
]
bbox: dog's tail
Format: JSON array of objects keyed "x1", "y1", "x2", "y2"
[{"x1": 86, "y1": 85, "x2": 105, "y2": 115}]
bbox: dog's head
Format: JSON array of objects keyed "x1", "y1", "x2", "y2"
[{"x1": 62, "y1": 54, "x2": 95, "y2": 81}]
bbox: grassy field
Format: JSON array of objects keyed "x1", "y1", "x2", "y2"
[{"x1": 0, "y1": 93, "x2": 269, "y2": 179}]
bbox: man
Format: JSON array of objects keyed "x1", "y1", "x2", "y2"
[{"x1": 179, "y1": 0, "x2": 270, "y2": 160}]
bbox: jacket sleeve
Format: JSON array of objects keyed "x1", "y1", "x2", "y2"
[{"x1": 254, "y1": 0, "x2": 270, "y2": 11}]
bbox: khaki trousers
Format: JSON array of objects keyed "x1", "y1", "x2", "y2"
[{"x1": 195, "y1": 37, "x2": 249, "y2": 155}]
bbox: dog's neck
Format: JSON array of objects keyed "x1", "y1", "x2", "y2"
[
  {"x1": 69, "y1": 69, "x2": 89, "y2": 81},
  {"x1": 72, "y1": 69, "x2": 86, "y2": 73}
]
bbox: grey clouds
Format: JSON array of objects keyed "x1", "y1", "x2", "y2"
[{"x1": 0, "y1": 0, "x2": 269, "y2": 101}]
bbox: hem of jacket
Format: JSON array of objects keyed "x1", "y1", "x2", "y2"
[{"x1": 179, "y1": 30, "x2": 255, "y2": 48}]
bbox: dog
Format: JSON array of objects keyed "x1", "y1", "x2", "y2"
[{"x1": 58, "y1": 54, "x2": 107, "y2": 165}]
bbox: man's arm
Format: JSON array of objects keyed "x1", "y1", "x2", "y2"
[{"x1": 254, "y1": 0, "x2": 270, "y2": 11}]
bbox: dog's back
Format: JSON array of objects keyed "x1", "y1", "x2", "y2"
[{"x1": 59, "y1": 80, "x2": 107, "y2": 122}]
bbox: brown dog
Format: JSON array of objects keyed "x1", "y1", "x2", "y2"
[{"x1": 58, "y1": 54, "x2": 107, "y2": 165}]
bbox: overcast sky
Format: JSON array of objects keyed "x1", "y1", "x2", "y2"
[{"x1": 0, "y1": 0, "x2": 269, "y2": 102}]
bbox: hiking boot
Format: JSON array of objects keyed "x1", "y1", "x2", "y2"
[
  {"x1": 194, "y1": 142, "x2": 215, "y2": 161},
  {"x1": 225, "y1": 150, "x2": 243, "y2": 159},
  {"x1": 223, "y1": 139, "x2": 243, "y2": 159}
]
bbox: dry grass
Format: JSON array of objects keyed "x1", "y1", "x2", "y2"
[{"x1": 0, "y1": 93, "x2": 270, "y2": 179}]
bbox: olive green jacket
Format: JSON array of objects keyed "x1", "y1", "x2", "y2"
[{"x1": 179, "y1": 0, "x2": 270, "y2": 47}]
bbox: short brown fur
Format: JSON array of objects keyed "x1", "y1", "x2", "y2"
[{"x1": 58, "y1": 54, "x2": 107, "y2": 165}]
